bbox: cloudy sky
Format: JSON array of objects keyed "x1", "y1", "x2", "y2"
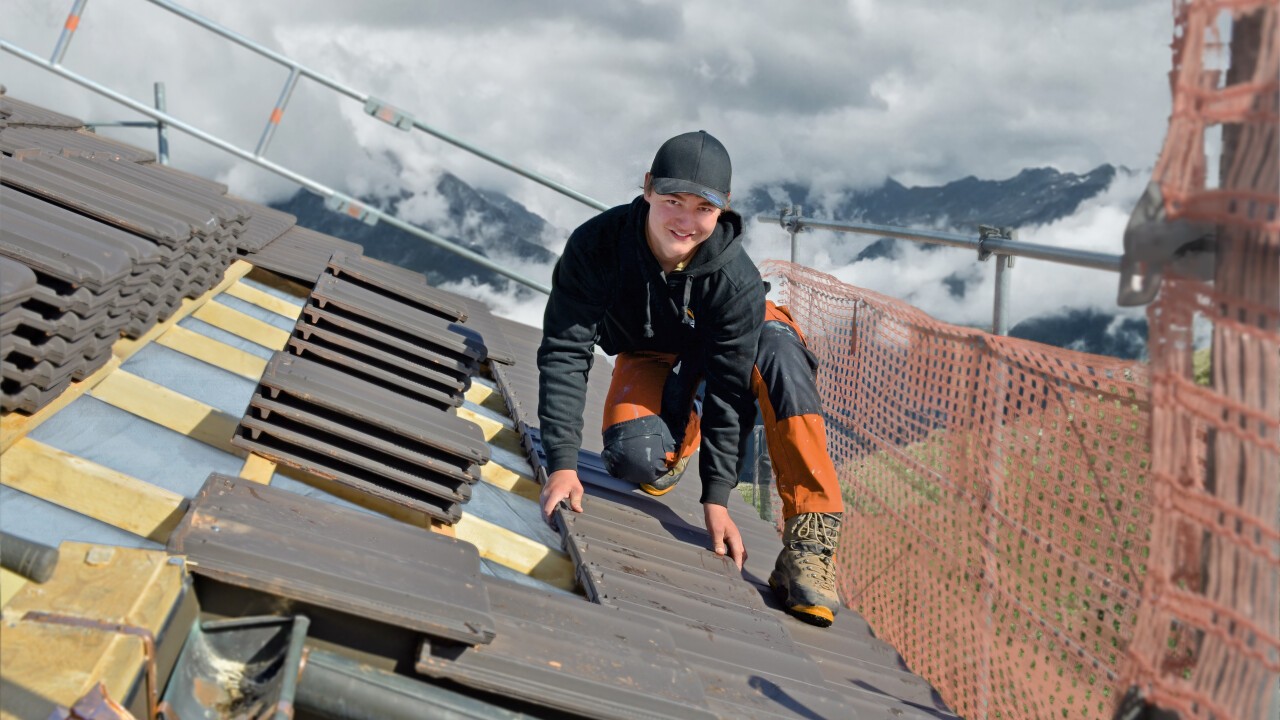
[{"x1": 4, "y1": 0, "x2": 1180, "y2": 331}]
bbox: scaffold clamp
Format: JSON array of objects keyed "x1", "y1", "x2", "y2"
[
  {"x1": 325, "y1": 193, "x2": 379, "y2": 226},
  {"x1": 779, "y1": 205, "x2": 806, "y2": 234},
  {"x1": 363, "y1": 97, "x2": 414, "y2": 131},
  {"x1": 977, "y1": 224, "x2": 1015, "y2": 263}
]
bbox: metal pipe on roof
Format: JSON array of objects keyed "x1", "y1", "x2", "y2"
[
  {"x1": 295, "y1": 647, "x2": 532, "y2": 720},
  {"x1": 1, "y1": 39, "x2": 552, "y2": 295},
  {"x1": 154, "y1": 82, "x2": 169, "y2": 165},
  {"x1": 141, "y1": 0, "x2": 367, "y2": 102},
  {"x1": 993, "y1": 254, "x2": 1012, "y2": 335},
  {"x1": 140, "y1": 0, "x2": 609, "y2": 212},
  {"x1": 758, "y1": 213, "x2": 1123, "y2": 272},
  {"x1": 254, "y1": 66, "x2": 301, "y2": 158},
  {"x1": 83, "y1": 121, "x2": 161, "y2": 128},
  {"x1": 407, "y1": 118, "x2": 609, "y2": 212},
  {"x1": 50, "y1": 0, "x2": 90, "y2": 65}
]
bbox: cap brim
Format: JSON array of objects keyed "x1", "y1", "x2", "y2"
[{"x1": 651, "y1": 178, "x2": 728, "y2": 209}]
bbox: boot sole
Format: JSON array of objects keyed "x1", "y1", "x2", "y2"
[
  {"x1": 639, "y1": 482, "x2": 677, "y2": 496},
  {"x1": 769, "y1": 576, "x2": 836, "y2": 627},
  {"x1": 788, "y1": 605, "x2": 834, "y2": 627}
]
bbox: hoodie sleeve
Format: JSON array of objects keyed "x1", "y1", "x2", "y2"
[
  {"x1": 697, "y1": 276, "x2": 766, "y2": 505},
  {"x1": 536, "y1": 223, "x2": 613, "y2": 474}
]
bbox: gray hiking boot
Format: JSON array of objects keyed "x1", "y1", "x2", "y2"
[
  {"x1": 640, "y1": 453, "x2": 691, "y2": 497},
  {"x1": 769, "y1": 512, "x2": 842, "y2": 627}
]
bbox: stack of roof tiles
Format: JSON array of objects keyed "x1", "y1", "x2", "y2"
[
  {"x1": 0, "y1": 93, "x2": 301, "y2": 413},
  {"x1": 232, "y1": 253, "x2": 495, "y2": 524}
]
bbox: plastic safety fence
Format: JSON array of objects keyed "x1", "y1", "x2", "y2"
[
  {"x1": 1120, "y1": 3, "x2": 1280, "y2": 720},
  {"x1": 762, "y1": 259, "x2": 1155, "y2": 720}
]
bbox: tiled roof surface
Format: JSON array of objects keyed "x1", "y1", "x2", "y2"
[{"x1": 0, "y1": 94, "x2": 953, "y2": 719}]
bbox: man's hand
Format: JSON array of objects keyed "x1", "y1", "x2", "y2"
[
  {"x1": 703, "y1": 503, "x2": 747, "y2": 570},
  {"x1": 540, "y1": 469, "x2": 585, "y2": 525}
]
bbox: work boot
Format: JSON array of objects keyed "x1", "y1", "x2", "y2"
[
  {"x1": 769, "y1": 512, "x2": 842, "y2": 627},
  {"x1": 640, "y1": 453, "x2": 690, "y2": 496}
]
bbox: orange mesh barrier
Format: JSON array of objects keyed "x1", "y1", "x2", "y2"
[
  {"x1": 758, "y1": 5, "x2": 1278, "y2": 718},
  {"x1": 1123, "y1": 2, "x2": 1279, "y2": 719},
  {"x1": 762, "y1": 260, "x2": 1153, "y2": 719}
]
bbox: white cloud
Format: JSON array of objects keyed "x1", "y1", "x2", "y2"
[
  {"x1": 743, "y1": 169, "x2": 1148, "y2": 333},
  {"x1": 2, "y1": 0, "x2": 1174, "y2": 331},
  {"x1": 4, "y1": 1, "x2": 1172, "y2": 212}
]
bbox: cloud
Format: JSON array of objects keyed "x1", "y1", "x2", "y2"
[
  {"x1": 5, "y1": 0, "x2": 1173, "y2": 225},
  {"x1": 743, "y1": 168, "x2": 1148, "y2": 333},
  {"x1": 3, "y1": 0, "x2": 1175, "y2": 338}
]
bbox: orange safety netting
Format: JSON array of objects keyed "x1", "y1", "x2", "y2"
[
  {"x1": 1124, "y1": 1, "x2": 1279, "y2": 719},
  {"x1": 763, "y1": 260, "x2": 1153, "y2": 719},
  {"x1": 757, "y1": 4, "x2": 1278, "y2": 718}
]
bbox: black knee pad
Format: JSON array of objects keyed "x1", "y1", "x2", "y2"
[
  {"x1": 756, "y1": 320, "x2": 823, "y2": 419},
  {"x1": 601, "y1": 417, "x2": 673, "y2": 485}
]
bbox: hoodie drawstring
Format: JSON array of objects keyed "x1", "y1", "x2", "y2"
[
  {"x1": 680, "y1": 277, "x2": 694, "y2": 328},
  {"x1": 642, "y1": 281, "x2": 654, "y2": 338}
]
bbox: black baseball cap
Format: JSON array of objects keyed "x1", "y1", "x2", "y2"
[{"x1": 649, "y1": 130, "x2": 731, "y2": 209}]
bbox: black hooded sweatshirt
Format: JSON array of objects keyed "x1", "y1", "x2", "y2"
[{"x1": 537, "y1": 195, "x2": 766, "y2": 506}]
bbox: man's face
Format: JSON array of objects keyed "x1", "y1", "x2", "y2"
[{"x1": 643, "y1": 185, "x2": 723, "y2": 269}]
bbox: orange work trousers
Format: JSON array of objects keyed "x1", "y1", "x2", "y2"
[{"x1": 600, "y1": 301, "x2": 844, "y2": 518}]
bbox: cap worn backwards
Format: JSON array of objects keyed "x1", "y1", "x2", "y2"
[{"x1": 650, "y1": 130, "x2": 731, "y2": 210}]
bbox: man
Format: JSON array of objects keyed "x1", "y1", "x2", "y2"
[{"x1": 536, "y1": 131, "x2": 846, "y2": 626}]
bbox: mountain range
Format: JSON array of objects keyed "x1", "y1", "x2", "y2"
[{"x1": 270, "y1": 163, "x2": 1147, "y2": 359}]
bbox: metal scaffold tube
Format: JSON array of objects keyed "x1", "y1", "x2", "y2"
[
  {"x1": 762, "y1": 207, "x2": 1122, "y2": 336},
  {"x1": 139, "y1": 0, "x2": 608, "y2": 211},
  {"x1": 0, "y1": 40, "x2": 552, "y2": 294}
]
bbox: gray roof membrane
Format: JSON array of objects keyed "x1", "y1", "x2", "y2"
[
  {"x1": 169, "y1": 474, "x2": 496, "y2": 645},
  {"x1": 0, "y1": 126, "x2": 156, "y2": 162}
]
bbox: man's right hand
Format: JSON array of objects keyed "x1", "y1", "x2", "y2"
[{"x1": 540, "y1": 469, "x2": 585, "y2": 525}]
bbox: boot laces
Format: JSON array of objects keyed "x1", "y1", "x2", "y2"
[{"x1": 792, "y1": 514, "x2": 838, "y2": 592}]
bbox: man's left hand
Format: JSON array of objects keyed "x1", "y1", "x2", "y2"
[{"x1": 703, "y1": 503, "x2": 747, "y2": 570}]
